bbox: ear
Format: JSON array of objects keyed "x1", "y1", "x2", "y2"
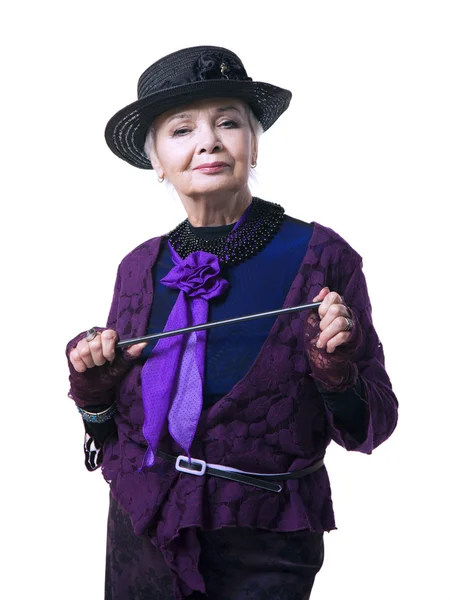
[{"x1": 149, "y1": 149, "x2": 163, "y2": 178}]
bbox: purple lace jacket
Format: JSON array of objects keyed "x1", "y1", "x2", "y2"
[{"x1": 66, "y1": 222, "x2": 398, "y2": 598}]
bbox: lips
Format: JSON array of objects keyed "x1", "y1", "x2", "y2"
[{"x1": 193, "y1": 162, "x2": 229, "y2": 170}]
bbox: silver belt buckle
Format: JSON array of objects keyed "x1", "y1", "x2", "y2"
[{"x1": 175, "y1": 455, "x2": 207, "y2": 476}]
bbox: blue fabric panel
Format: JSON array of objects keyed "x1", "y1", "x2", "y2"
[{"x1": 140, "y1": 216, "x2": 313, "y2": 406}]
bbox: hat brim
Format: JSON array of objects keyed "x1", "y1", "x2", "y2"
[{"x1": 104, "y1": 79, "x2": 292, "y2": 169}]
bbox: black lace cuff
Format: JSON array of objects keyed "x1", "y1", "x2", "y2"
[{"x1": 317, "y1": 376, "x2": 369, "y2": 444}]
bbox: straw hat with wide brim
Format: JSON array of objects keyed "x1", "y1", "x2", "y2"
[{"x1": 104, "y1": 45, "x2": 292, "y2": 170}]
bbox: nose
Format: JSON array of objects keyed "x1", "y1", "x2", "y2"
[{"x1": 197, "y1": 124, "x2": 223, "y2": 155}]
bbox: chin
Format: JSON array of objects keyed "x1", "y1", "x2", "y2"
[{"x1": 191, "y1": 181, "x2": 240, "y2": 195}]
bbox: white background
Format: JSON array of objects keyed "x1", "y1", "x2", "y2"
[{"x1": 2, "y1": 1, "x2": 449, "y2": 599}]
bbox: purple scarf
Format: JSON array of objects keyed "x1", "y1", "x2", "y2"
[{"x1": 139, "y1": 205, "x2": 252, "y2": 470}]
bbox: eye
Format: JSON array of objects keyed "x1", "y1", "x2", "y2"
[
  {"x1": 220, "y1": 119, "x2": 239, "y2": 128},
  {"x1": 172, "y1": 127, "x2": 191, "y2": 136}
]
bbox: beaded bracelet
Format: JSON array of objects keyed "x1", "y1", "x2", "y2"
[{"x1": 77, "y1": 403, "x2": 117, "y2": 424}]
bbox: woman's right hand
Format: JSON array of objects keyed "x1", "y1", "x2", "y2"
[{"x1": 69, "y1": 329, "x2": 147, "y2": 373}]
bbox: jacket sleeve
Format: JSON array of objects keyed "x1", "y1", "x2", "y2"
[
  {"x1": 316, "y1": 376, "x2": 369, "y2": 444},
  {"x1": 322, "y1": 244, "x2": 399, "y2": 454},
  {"x1": 65, "y1": 265, "x2": 132, "y2": 470}
]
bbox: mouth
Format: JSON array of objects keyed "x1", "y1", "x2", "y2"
[{"x1": 193, "y1": 162, "x2": 229, "y2": 172}]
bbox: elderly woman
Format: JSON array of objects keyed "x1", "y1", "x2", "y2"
[{"x1": 66, "y1": 46, "x2": 398, "y2": 600}]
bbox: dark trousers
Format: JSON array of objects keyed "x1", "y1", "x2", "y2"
[{"x1": 105, "y1": 493, "x2": 325, "y2": 600}]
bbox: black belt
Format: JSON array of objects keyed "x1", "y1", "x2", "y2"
[{"x1": 156, "y1": 450, "x2": 325, "y2": 493}]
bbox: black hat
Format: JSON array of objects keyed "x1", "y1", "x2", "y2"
[{"x1": 104, "y1": 45, "x2": 292, "y2": 169}]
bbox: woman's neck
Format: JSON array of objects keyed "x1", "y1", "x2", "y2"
[{"x1": 179, "y1": 189, "x2": 253, "y2": 227}]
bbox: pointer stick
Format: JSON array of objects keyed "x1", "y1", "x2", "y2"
[{"x1": 116, "y1": 301, "x2": 322, "y2": 349}]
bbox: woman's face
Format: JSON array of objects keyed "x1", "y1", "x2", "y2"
[{"x1": 149, "y1": 97, "x2": 257, "y2": 199}]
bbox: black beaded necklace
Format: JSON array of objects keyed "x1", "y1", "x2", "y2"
[{"x1": 168, "y1": 198, "x2": 285, "y2": 266}]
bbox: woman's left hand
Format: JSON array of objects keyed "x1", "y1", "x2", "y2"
[{"x1": 312, "y1": 287, "x2": 354, "y2": 353}]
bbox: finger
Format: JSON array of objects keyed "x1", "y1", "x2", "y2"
[
  {"x1": 76, "y1": 339, "x2": 96, "y2": 369},
  {"x1": 326, "y1": 330, "x2": 352, "y2": 353},
  {"x1": 101, "y1": 329, "x2": 118, "y2": 362},
  {"x1": 312, "y1": 286, "x2": 330, "y2": 303},
  {"x1": 319, "y1": 303, "x2": 350, "y2": 332},
  {"x1": 316, "y1": 315, "x2": 351, "y2": 349},
  {"x1": 88, "y1": 334, "x2": 107, "y2": 367},
  {"x1": 317, "y1": 291, "x2": 343, "y2": 320},
  {"x1": 69, "y1": 348, "x2": 87, "y2": 373},
  {"x1": 124, "y1": 342, "x2": 148, "y2": 359}
]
